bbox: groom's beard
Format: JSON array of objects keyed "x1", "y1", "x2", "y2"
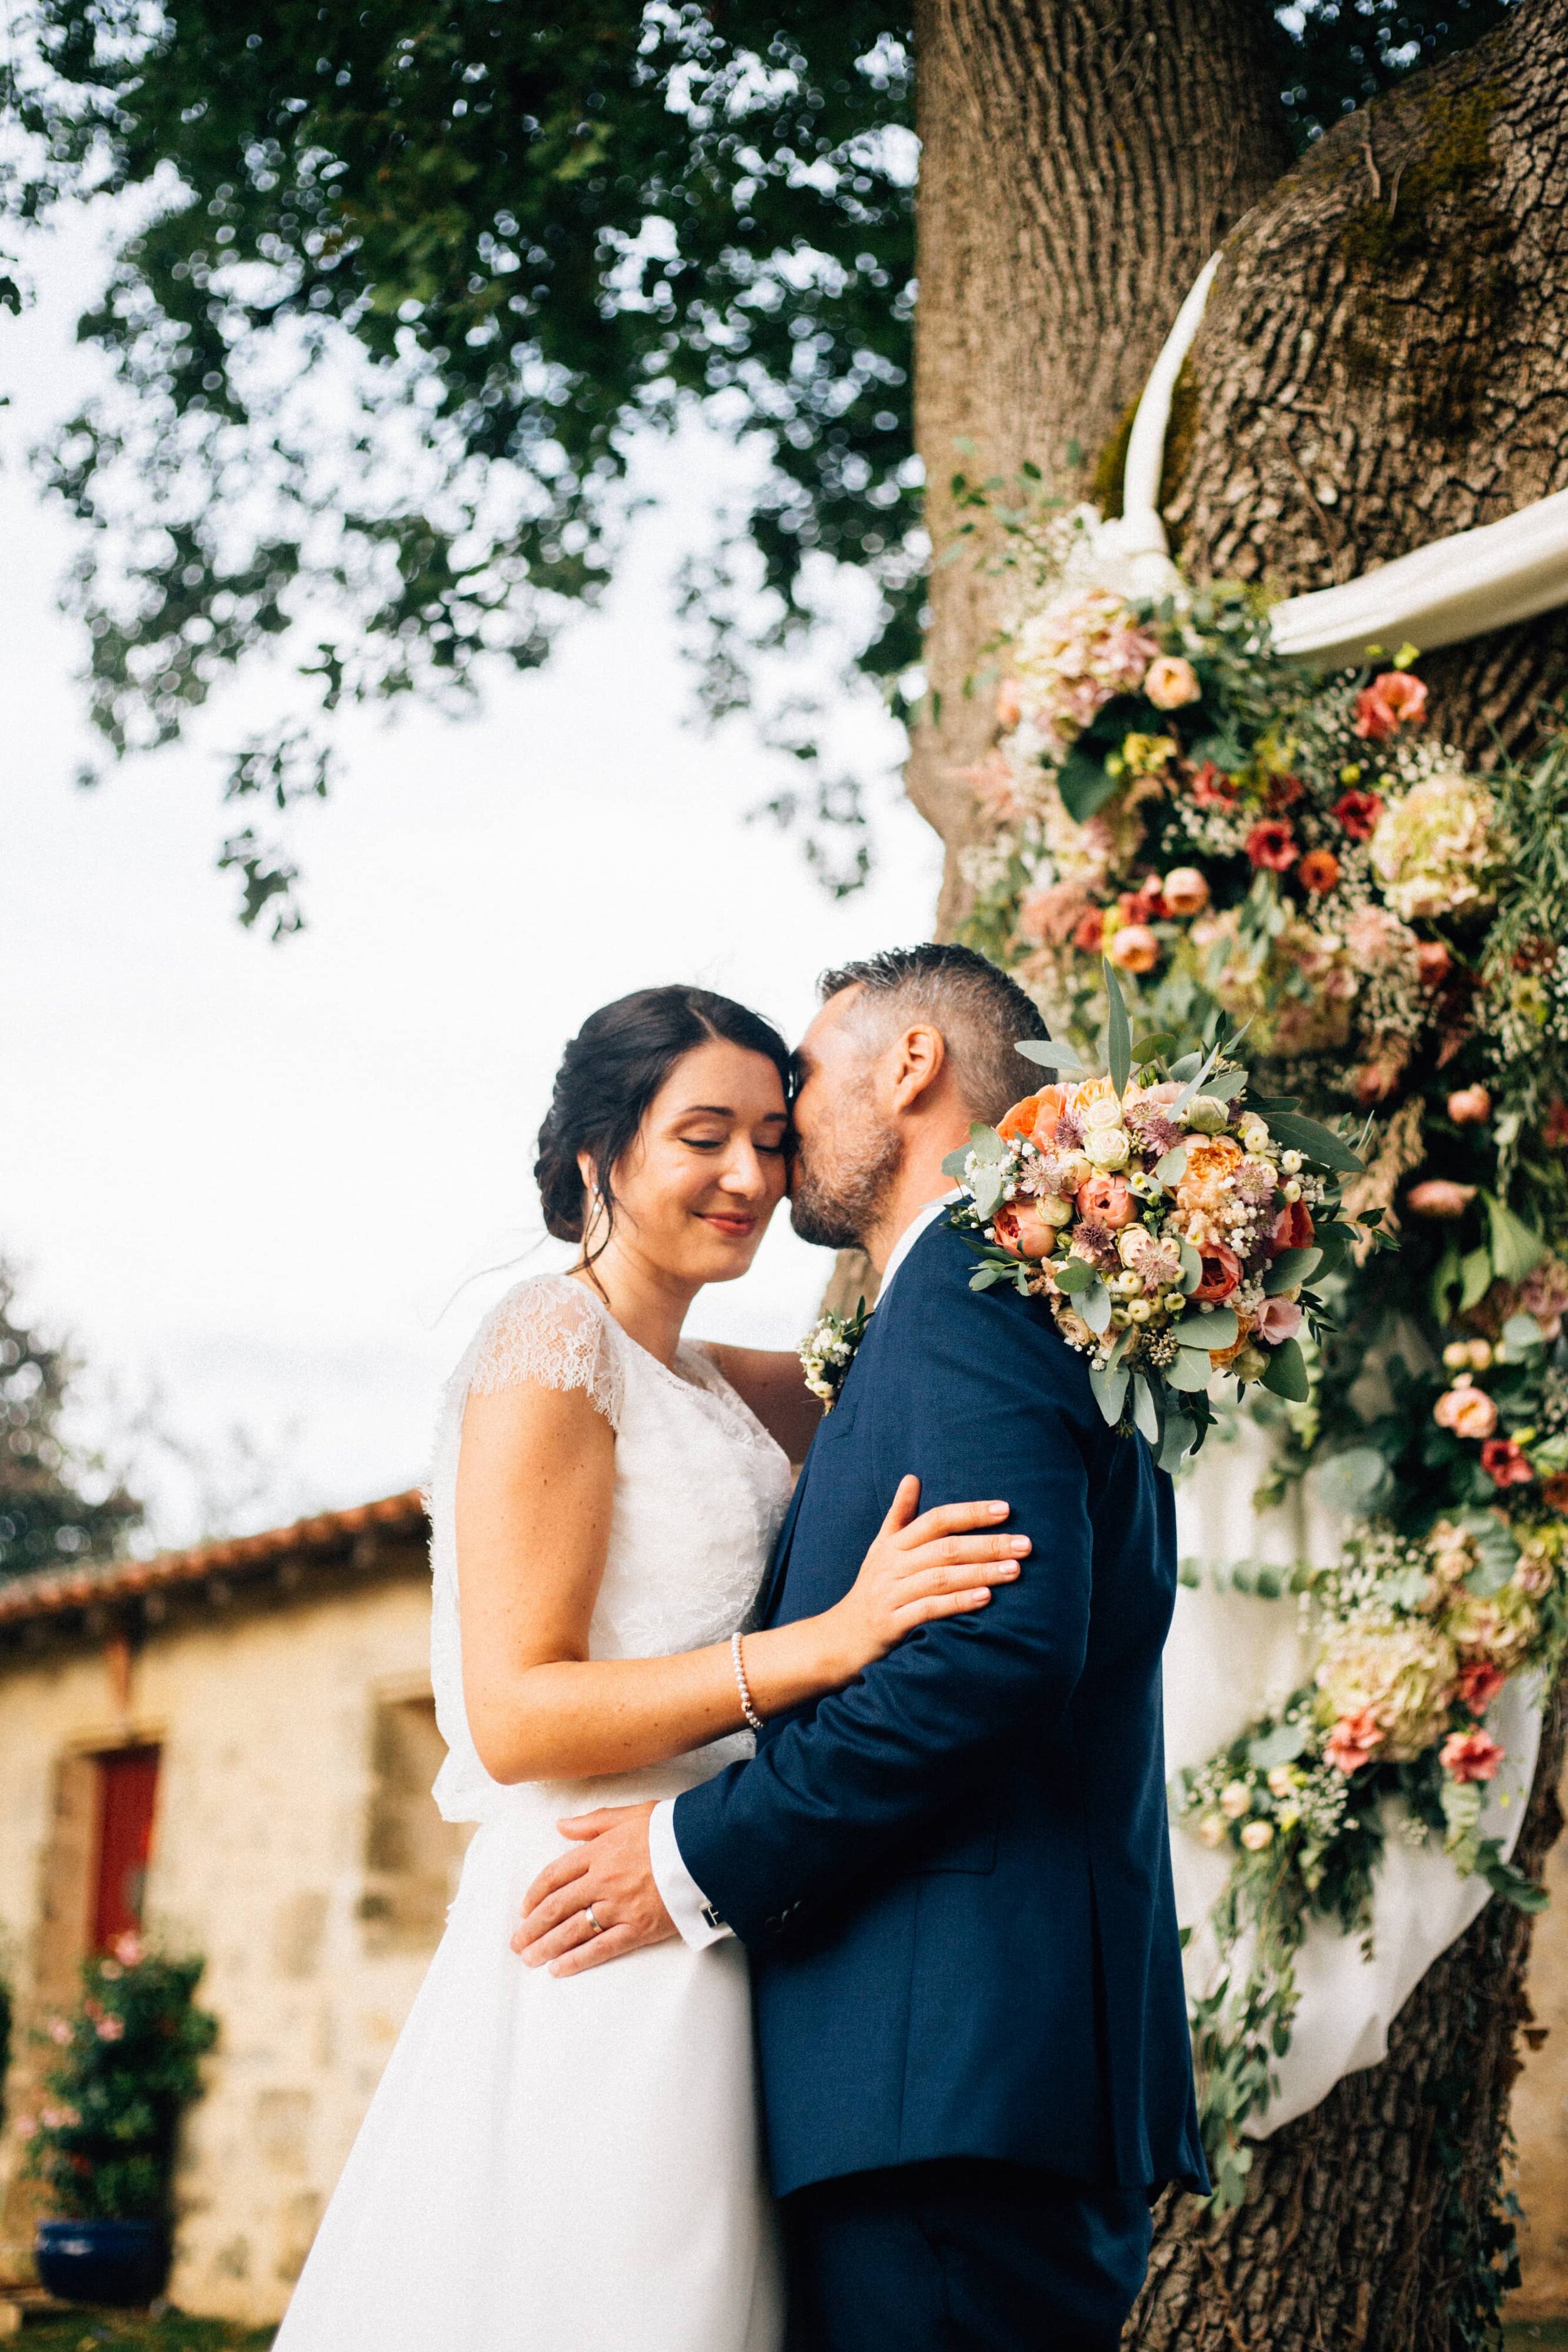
[{"x1": 790, "y1": 1099, "x2": 901, "y2": 1253}]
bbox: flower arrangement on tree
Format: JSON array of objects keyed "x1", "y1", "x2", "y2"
[
  {"x1": 948, "y1": 486, "x2": 1568, "y2": 2203},
  {"x1": 20, "y1": 1934, "x2": 217, "y2": 2224},
  {"x1": 943, "y1": 962, "x2": 1372, "y2": 1470}
]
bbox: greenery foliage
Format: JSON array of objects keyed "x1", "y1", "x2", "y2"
[
  {"x1": 1, "y1": 0, "x2": 1518, "y2": 923},
  {"x1": 0, "y1": 1261, "x2": 141, "y2": 1582},
  {"x1": 24, "y1": 1940, "x2": 218, "y2": 2223}
]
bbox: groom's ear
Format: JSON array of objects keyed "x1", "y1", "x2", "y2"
[{"x1": 886, "y1": 1022, "x2": 948, "y2": 1113}]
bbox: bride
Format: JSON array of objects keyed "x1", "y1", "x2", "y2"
[{"x1": 273, "y1": 983, "x2": 1029, "y2": 2352}]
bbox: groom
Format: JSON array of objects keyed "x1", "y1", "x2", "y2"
[{"x1": 515, "y1": 942, "x2": 1205, "y2": 2346}]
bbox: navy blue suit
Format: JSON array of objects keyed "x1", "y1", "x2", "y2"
[{"x1": 674, "y1": 1214, "x2": 1204, "y2": 2344}]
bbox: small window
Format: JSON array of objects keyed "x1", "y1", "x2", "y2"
[
  {"x1": 359, "y1": 1698, "x2": 470, "y2": 1954},
  {"x1": 92, "y1": 1746, "x2": 161, "y2": 1951}
]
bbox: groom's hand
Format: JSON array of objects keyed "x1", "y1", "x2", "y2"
[{"x1": 511, "y1": 1799, "x2": 676, "y2": 1977}]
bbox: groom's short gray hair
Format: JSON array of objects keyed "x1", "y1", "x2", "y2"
[{"x1": 817, "y1": 944, "x2": 1050, "y2": 1125}]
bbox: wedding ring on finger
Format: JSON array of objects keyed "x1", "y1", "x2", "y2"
[{"x1": 584, "y1": 1904, "x2": 605, "y2": 1936}]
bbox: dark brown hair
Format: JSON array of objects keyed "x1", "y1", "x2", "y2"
[{"x1": 817, "y1": 943, "x2": 1049, "y2": 1124}]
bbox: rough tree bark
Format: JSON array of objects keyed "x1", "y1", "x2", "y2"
[
  {"x1": 908, "y1": 0, "x2": 1294, "y2": 934},
  {"x1": 1123, "y1": 13, "x2": 1568, "y2": 2342},
  {"x1": 904, "y1": 0, "x2": 1568, "y2": 2340}
]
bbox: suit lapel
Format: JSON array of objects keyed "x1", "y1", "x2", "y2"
[{"x1": 757, "y1": 1300, "x2": 885, "y2": 1627}]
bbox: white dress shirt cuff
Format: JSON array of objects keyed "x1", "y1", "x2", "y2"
[{"x1": 649, "y1": 1798, "x2": 733, "y2": 1948}]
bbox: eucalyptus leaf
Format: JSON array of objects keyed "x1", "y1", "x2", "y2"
[
  {"x1": 972, "y1": 1168, "x2": 1005, "y2": 1219},
  {"x1": 1458, "y1": 1246, "x2": 1494, "y2": 1313},
  {"x1": 967, "y1": 1123, "x2": 1010, "y2": 1163},
  {"x1": 1081, "y1": 1283, "x2": 1113, "y2": 1336},
  {"x1": 1158, "y1": 1411, "x2": 1197, "y2": 1472},
  {"x1": 1248, "y1": 1720, "x2": 1308, "y2": 1770},
  {"x1": 1174, "y1": 1305, "x2": 1239, "y2": 1350},
  {"x1": 1429, "y1": 1241, "x2": 1462, "y2": 1324},
  {"x1": 1170, "y1": 1052, "x2": 1204, "y2": 1082},
  {"x1": 1264, "y1": 1248, "x2": 1321, "y2": 1295},
  {"x1": 1153, "y1": 1145, "x2": 1189, "y2": 1186},
  {"x1": 941, "y1": 1145, "x2": 972, "y2": 1182},
  {"x1": 1177, "y1": 1239, "x2": 1203, "y2": 1294},
  {"x1": 1168, "y1": 1346, "x2": 1212, "y2": 1392},
  {"x1": 1482, "y1": 1191, "x2": 1548, "y2": 1284},
  {"x1": 1089, "y1": 1361, "x2": 1128, "y2": 1425},
  {"x1": 1263, "y1": 1110, "x2": 1366, "y2": 1174},
  {"x1": 1103, "y1": 958, "x2": 1132, "y2": 1098},
  {"x1": 1015, "y1": 1038, "x2": 1088, "y2": 1074},
  {"x1": 1132, "y1": 1373, "x2": 1160, "y2": 1444},
  {"x1": 1132, "y1": 1031, "x2": 1179, "y2": 1064},
  {"x1": 1311, "y1": 1445, "x2": 1394, "y2": 1517},
  {"x1": 1500, "y1": 1311, "x2": 1547, "y2": 1360},
  {"x1": 1054, "y1": 1256, "x2": 1097, "y2": 1293},
  {"x1": 1057, "y1": 746, "x2": 1119, "y2": 824},
  {"x1": 970, "y1": 1266, "x2": 1004, "y2": 1291},
  {"x1": 1206, "y1": 1071, "x2": 1249, "y2": 1102},
  {"x1": 1260, "y1": 1337, "x2": 1310, "y2": 1401}
]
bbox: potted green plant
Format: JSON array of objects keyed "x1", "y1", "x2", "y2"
[{"x1": 21, "y1": 1934, "x2": 216, "y2": 2307}]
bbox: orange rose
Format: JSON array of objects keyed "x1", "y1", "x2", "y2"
[
  {"x1": 1162, "y1": 866, "x2": 1210, "y2": 917},
  {"x1": 1108, "y1": 923, "x2": 1160, "y2": 974},
  {"x1": 998, "y1": 1088, "x2": 1065, "y2": 1149},
  {"x1": 1075, "y1": 1173, "x2": 1138, "y2": 1231},
  {"x1": 993, "y1": 1201, "x2": 1062, "y2": 1260}
]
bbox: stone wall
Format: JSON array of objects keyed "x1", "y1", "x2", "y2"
[{"x1": 0, "y1": 1550, "x2": 469, "y2": 2328}]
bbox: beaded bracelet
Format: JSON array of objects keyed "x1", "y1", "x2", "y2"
[{"x1": 731, "y1": 1631, "x2": 764, "y2": 1733}]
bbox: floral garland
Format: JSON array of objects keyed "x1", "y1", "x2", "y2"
[{"x1": 949, "y1": 493, "x2": 1568, "y2": 2205}]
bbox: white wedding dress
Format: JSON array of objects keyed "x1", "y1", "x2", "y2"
[{"x1": 275, "y1": 1275, "x2": 793, "y2": 2351}]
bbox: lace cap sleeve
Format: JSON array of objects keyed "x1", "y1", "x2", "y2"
[{"x1": 466, "y1": 1277, "x2": 624, "y2": 1426}]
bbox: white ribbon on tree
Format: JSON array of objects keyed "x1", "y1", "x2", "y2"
[
  {"x1": 1098, "y1": 252, "x2": 1568, "y2": 663},
  {"x1": 1104, "y1": 256, "x2": 1568, "y2": 2136}
]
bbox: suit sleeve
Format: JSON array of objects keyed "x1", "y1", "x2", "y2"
[{"x1": 671, "y1": 1251, "x2": 1098, "y2": 1949}]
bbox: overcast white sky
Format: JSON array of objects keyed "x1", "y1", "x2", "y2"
[{"x1": 2, "y1": 203, "x2": 942, "y2": 1547}]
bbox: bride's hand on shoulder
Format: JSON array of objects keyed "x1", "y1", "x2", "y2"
[{"x1": 819, "y1": 1476, "x2": 1028, "y2": 1680}]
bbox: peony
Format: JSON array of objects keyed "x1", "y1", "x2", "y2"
[
  {"x1": 1456, "y1": 1658, "x2": 1507, "y2": 1715},
  {"x1": 1316, "y1": 1617, "x2": 1457, "y2": 1762},
  {"x1": 1440, "y1": 1727, "x2": 1505, "y2": 1784},
  {"x1": 1192, "y1": 1245, "x2": 1243, "y2": 1303},
  {"x1": 1481, "y1": 1437, "x2": 1534, "y2": 1488},
  {"x1": 1325, "y1": 1708, "x2": 1385, "y2": 1775},
  {"x1": 993, "y1": 1201, "x2": 1064, "y2": 1260},
  {"x1": 1108, "y1": 923, "x2": 1160, "y2": 974},
  {"x1": 1075, "y1": 1172, "x2": 1138, "y2": 1231},
  {"x1": 1298, "y1": 847, "x2": 1340, "y2": 894},
  {"x1": 1162, "y1": 866, "x2": 1210, "y2": 917},
  {"x1": 999, "y1": 1088, "x2": 1066, "y2": 1149},
  {"x1": 1369, "y1": 771, "x2": 1497, "y2": 922},
  {"x1": 1333, "y1": 788, "x2": 1384, "y2": 840},
  {"x1": 1433, "y1": 1382, "x2": 1498, "y2": 1440},
  {"x1": 1144, "y1": 654, "x2": 1202, "y2": 711},
  {"x1": 1446, "y1": 1584, "x2": 1539, "y2": 1673},
  {"x1": 1407, "y1": 1180, "x2": 1477, "y2": 1219},
  {"x1": 1246, "y1": 818, "x2": 1298, "y2": 872},
  {"x1": 1447, "y1": 1084, "x2": 1492, "y2": 1126},
  {"x1": 1353, "y1": 670, "x2": 1429, "y2": 739},
  {"x1": 1256, "y1": 1297, "x2": 1304, "y2": 1345}
]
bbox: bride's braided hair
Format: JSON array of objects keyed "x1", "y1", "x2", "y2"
[{"x1": 535, "y1": 985, "x2": 793, "y2": 1253}]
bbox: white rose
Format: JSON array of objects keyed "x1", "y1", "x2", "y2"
[
  {"x1": 1080, "y1": 1094, "x2": 1125, "y2": 1131},
  {"x1": 1084, "y1": 1127, "x2": 1131, "y2": 1170}
]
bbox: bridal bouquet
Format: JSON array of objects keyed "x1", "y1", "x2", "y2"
[{"x1": 944, "y1": 963, "x2": 1370, "y2": 1470}]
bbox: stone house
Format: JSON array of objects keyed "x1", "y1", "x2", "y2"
[
  {"x1": 0, "y1": 1493, "x2": 470, "y2": 2327},
  {"x1": 1, "y1": 1491, "x2": 1567, "y2": 2328}
]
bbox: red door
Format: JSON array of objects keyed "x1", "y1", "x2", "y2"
[{"x1": 92, "y1": 1747, "x2": 161, "y2": 1950}]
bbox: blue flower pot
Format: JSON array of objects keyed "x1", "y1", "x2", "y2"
[{"x1": 34, "y1": 2218, "x2": 170, "y2": 2307}]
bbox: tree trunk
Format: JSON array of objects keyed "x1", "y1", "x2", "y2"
[
  {"x1": 1167, "y1": 0, "x2": 1568, "y2": 759},
  {"x1": 904, "y1": 0, "x2": 1568, "y2": 2340},
  {"x1": 909, "y1": 0, "x2": 1293, "y2": 934}
]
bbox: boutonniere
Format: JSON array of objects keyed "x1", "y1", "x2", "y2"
[{"x1": 800, "y1": 1298, "x2": 871, "y2": 1411}]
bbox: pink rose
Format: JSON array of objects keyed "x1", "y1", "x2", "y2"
[
  {"x1": 1256, "y1": 1298, "x2": 1303, "y2": 1345},
  {"x1": 1192, "y1": 1244, "x2": 1242, "y2": 1303},
  {"x1": 1269, "y1": 1200, "x2": 1315, "y2": 1255},
  {"x1": 1144, "y1": 654, "x2": 1202, "y2": 711},
  {"x1": 1075, "y1": 1173, "x2": 1138, "y2": 1232},
  {"x1": 1447, "y1": 1085, "x2": 1492, "y2": 1126},
  {"x1": 1161, "y1": 866, "x2": 1210, "y2": 918},
  {"x1": 1108, "y1": 923, "x2": 1160, "y2": 975},
  {"x1": 1433, "y1": 1383, "x2": 1498, "y2": 1441},
  {"x1": 1440, "y1": 1727, "x2": 1505, "y2": 1784},
  {"x1": 1481, "y1": 1437, "x2": 1534, "y2": 1488},
  {"x1": 1406, "y1": 1180, "x2": 1477, "y2": 1219},
  {"x1": 1326, "y1": 1709, "x2": 1384, "y2": 1775}
]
